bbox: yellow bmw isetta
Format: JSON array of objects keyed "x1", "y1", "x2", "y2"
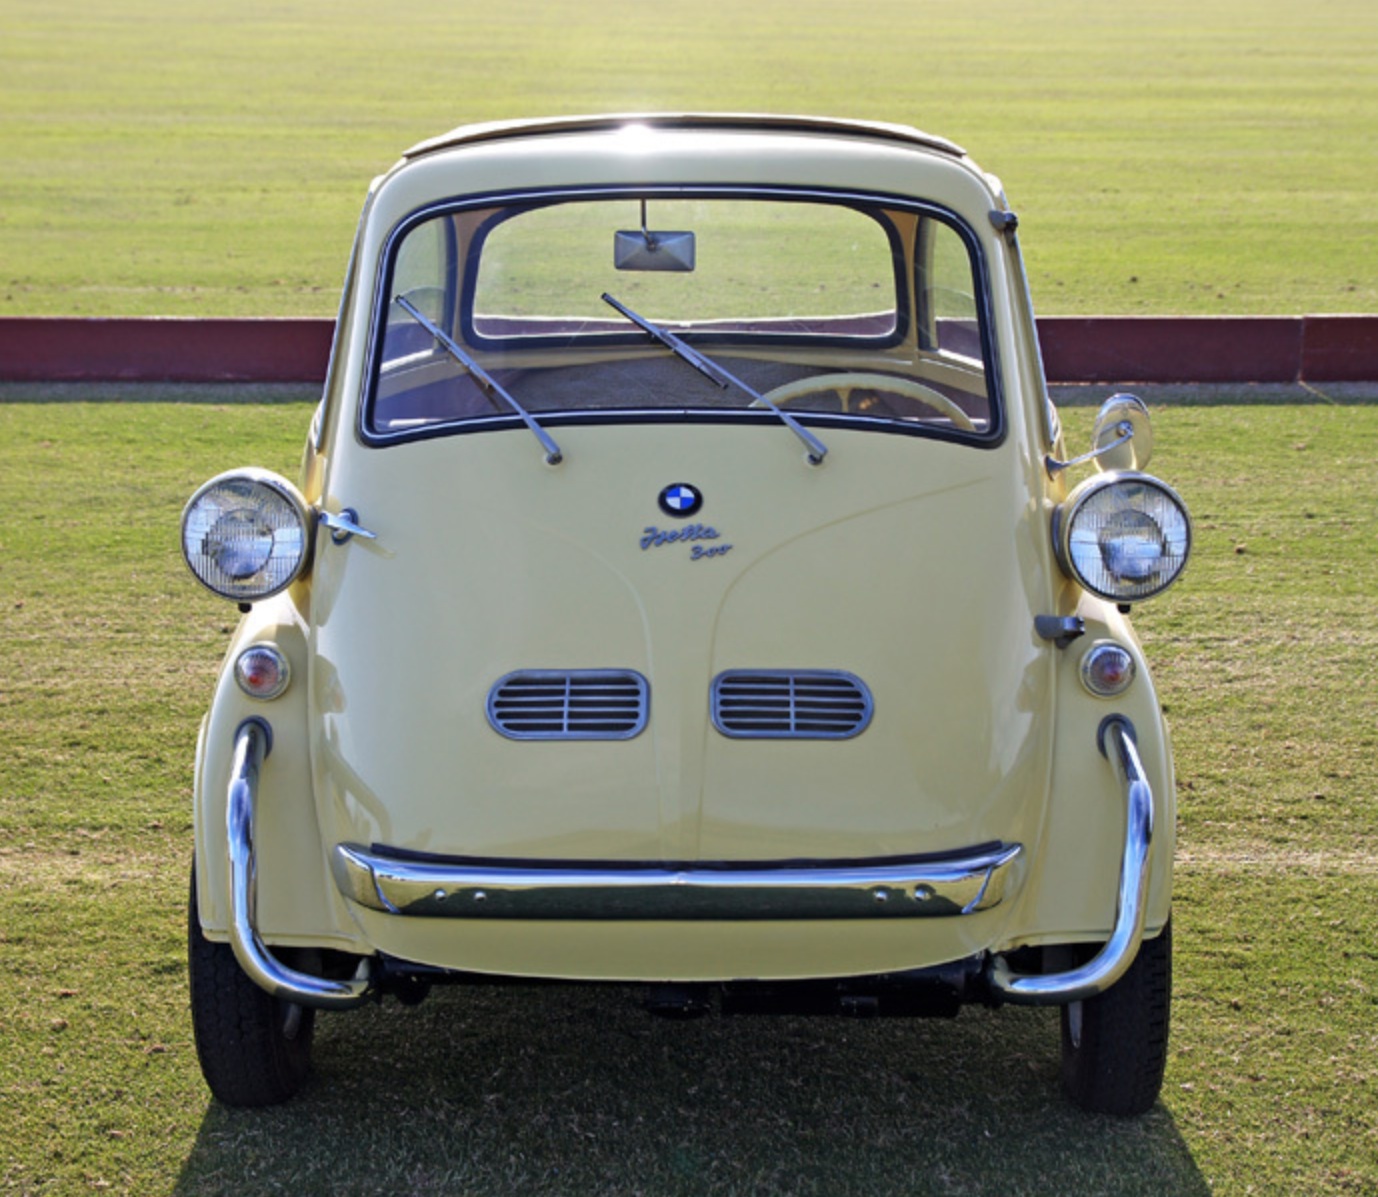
[{"x1": 182, "y1": 115, "x2": 1190, "y2": 1114}]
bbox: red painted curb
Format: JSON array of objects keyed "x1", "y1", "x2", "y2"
[
  {"x1": 1037, "y1": 316, "x2": 1303, "y2": 384},
  {"x1": 1, "y1": 315, "x2": 1375, "y2": 385},
  {"x1": 1300, "y1": 315, "x2": 1378, "y2": 383},
  {"x1": 0, "y1": 317, "x2": 334, "y2": 384}
]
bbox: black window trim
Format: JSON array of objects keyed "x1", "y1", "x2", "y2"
[{"x1": 359, "y1": 183, "x2": 1006, "y2": 451}]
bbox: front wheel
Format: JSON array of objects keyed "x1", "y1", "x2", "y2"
[
  {"x1": 1060, "y1": 920, "x2": 1171, "y2": 1116},
  {"x1": 187, "y1": 864, "x2": 315, "y2": 1106}
]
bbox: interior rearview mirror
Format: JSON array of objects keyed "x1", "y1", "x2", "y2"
[{"x1": 615, "y1": 200, "x2": 695, "y2": 272}]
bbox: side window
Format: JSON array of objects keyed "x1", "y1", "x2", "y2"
[
  {"x1": 916, "y1": 217, "x2": 983, "y2": 362},
  {"x1": 381, "y1": 216, "x2": 455, "y2": 366}
]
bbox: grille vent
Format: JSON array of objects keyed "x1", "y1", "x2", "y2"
[
  {"x1": 711, "y1": 670, "x2": 873, "y2": 739},
  {"x1": 487, "y1": 671, "x2": 649, "y2": 740}
]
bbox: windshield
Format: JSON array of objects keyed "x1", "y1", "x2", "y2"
[{"x1": 367, "y1": 190, "x2": 997, "y2": 443}]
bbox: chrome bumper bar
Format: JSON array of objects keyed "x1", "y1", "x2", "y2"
[
  {"x1": 987, "y1": 716, "x2": 1155, "y2": 1004},
  {"x1": 225, "y1": 719, "x2": 373, "y2": 1010},
  {"x1": 332, "y1": 841, "x2": 1023, "y2": 922}
]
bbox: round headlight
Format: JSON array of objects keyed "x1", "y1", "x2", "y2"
[
  {"x1": 1055, "y1": 472, "x2": 1191, "y2": 602},
  {"x1": 182, "y1": 470, "x2": 311, "y2": 601}
]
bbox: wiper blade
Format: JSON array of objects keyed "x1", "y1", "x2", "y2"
[
  {"x1": 601, "y1": 293, "x2": 733, "y2": 389},
  {"x1": 601, "y1": 293, "x2": 828, "y2": 465},
  {"x1": 393, "y1": 294, "x2": 562, "y2": 465}
]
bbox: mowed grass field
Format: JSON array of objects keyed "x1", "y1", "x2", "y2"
[
  {"x1": 2, "y1": 0, "x2": 1376, "y2": 319},
  {"x1": 1, "y1": 389, "x2": 1376, "y2": 1196}
]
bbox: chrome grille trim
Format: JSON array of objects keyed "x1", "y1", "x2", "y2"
[
  {"x1": 711, "y1": 670, "x2": 873, "y2": 739},
  {"x1": 486, "y1": 670, "x2": 649, "y2": 740}
]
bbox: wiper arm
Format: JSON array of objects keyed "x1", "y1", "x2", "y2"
[
  {"x1": 393, "y1": 294, "x2": 562, "y2": 465},
  {"x1": 601, "y1": 293, "x2": 828, "y2": 466}
]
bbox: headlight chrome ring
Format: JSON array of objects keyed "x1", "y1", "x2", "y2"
[
  {"x1": 181, "y1": 469, "x2": 312, "y2": 601},
  {"x1": 1054, "y1": 471, "x2": 1191, "y2": 602}
]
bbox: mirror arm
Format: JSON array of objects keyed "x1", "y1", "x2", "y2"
[
  {"x1": 1045, "y1": 422, "x2": 1133, "y2": 477},
  {"x1": 639, "y1": 199, "x2": 658, "y2": 250}
]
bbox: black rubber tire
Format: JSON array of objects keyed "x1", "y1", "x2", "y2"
[
  {"x1": 188, "y1": 865, "x2": 315, "y2": 1107},
  {"x1": 1060, "y1": 920, "x2": 1171, "y2": 1116}
]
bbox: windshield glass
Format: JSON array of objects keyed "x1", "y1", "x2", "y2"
[
  {"x1": 367, "y1": 190, "x2": 997, "y2": 442},
  {"x1": 474, "y1": 199, "x2": 898, "y2": 329}
]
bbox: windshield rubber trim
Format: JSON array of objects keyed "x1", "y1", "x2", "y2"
[{"x1": 358, "y1": 183, "x2": 1005, "y2": 451}]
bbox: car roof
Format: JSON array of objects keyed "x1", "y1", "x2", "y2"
[{"x1": 402, "y1": 113, "x2": 966, "y2": 162}]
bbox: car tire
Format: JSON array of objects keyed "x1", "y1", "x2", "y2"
[
  {"x1": 1059, "y1": 919, "x2": 1171, "y2": 1116},
  {"x1": 187, "y1": 864, "x2": 315, "y2": 1107}
]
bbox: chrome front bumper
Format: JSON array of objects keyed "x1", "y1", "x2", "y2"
[
  {"x1": 331, "y1": 842, "x2": 1023, "y2": 921},
  {"x1": 216, "y1": 715, "x2": 1155, "y2": 1009}
]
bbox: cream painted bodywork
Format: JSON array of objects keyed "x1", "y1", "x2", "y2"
[{"x1": 193, "y1": 116, "x2": 1175, "y2": 982}]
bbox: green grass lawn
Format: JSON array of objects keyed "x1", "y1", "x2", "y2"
[
  {"x1": 1, "y1": 0, "x2": 1376, "y2": 319},
  {"x1": 1, "y1": 392, "x2": 1375, "y2": 1195}
]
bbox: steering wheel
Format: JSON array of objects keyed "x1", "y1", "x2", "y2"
[{"x1": 755, "y1": 372, "x2": 977, "y2": 432}]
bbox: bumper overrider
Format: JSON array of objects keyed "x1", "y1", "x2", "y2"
[
  {"x1": 223, "y1": 719, "x2": 372, "y2": 1010},
  {"x1": 987, "y1": 716, "x2": 1156, "y2": 1004},
  {"x1": 218, "y1": 716, "x2": 1154, "y2": 1010}
]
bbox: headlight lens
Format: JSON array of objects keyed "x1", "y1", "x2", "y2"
[
  {"x1": 1056, "y1": 472, "x2": 1191, "y2": 602},
  {"x1": 182, "y1": 470, "x2": 311, "y2": 600}
]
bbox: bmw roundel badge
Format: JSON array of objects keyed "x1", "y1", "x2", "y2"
[{"x1": 658, "y1": 483, "x2": 703, "y2": 518}]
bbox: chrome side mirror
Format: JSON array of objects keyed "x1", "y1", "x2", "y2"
[
  {"x1": 1090, "y1": 393, "x2": 1153, "y2": 472},
  {"x1": 1046, "y1": 393, "x2": 1153, "y2": 476}
]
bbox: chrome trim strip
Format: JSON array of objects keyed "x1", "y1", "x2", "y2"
[
  {"x1": 332, "y1": 842, "x2": 1021, "y2": 921},
  {"x1": 987, "y1": 716, "x2": 1154, "y2": 1004},
  {"x1": 225, "y1": 719, "x2": 373, "y2": 1010}
]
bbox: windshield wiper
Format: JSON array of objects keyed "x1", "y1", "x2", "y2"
[
  {"x1": 393, "y1": 294, "x2": 562, "y2": 465},
  {"x1": 601, "y1": 293, "x2": 828, "y2": 465}
]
